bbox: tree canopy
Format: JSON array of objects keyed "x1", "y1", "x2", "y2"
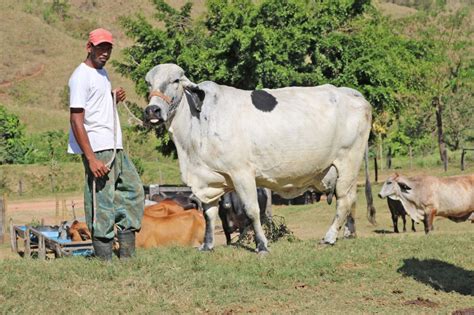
[{"x1": 115, "y1": 0, "x2": 471, "y2": 158}]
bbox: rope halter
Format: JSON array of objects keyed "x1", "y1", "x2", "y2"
[{"x1": 148, "y1": 89, "x2": 181, "y2": 120}]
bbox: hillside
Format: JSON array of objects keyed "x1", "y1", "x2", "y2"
[{"x1": 0, "y1": 0, "x2": 205, "y2": 133}]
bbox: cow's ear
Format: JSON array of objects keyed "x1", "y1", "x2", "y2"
[
  {"x1": 397, "y1": 181, "x2": 411, "y2": 193},
  {"x1": 182, "y1": 76, "x2": 205, "y2": 111}
]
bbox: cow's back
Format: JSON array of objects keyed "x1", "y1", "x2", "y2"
[
  {"x1": 410, "y1": 175, "x2": 474, "y2": 217},
  {"x1": 434, "y1": 175, "x2": 474, "y2": 216}
]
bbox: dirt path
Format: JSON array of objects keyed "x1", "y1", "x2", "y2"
[
  {"x1": 6, "y1": 196, "x2": 85, "y2": 226},
  {"x1": 0, "y1": 63, "x2": 45, "y2": 88}
]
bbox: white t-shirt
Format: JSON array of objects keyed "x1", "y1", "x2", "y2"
[{"x1": 67, "y1": 63, "x2": 123, "y2": 154}]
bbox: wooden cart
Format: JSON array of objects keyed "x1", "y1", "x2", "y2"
[{"x1": 10, "y1": 220, "x2": 93, "y2": 259}]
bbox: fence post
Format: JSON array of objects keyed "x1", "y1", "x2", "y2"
[
  {"x1": 461, "y1": 149, "x2": 466, "y2": 171},
  {"x1": 374, "y1": 156, "x2": 378, "y2": 183},
  {"x1": 386, "y1": 147, "x2": 392, "y2": 169},
  {"x1": 71, "y1": 200, "x2": 77, "y2": 220},
  {"x1": 55, "y1": 196, "x2": 59, "y2": 222},
  {"x1": 409, "y1": 146, "x2": 413, "y2": 169},
  {"x1": 61, "y1": 199, "x2": 67, "y2": 222},
  {"x1": 0, "y1": 195, "x2": 5, "y2": 244}
]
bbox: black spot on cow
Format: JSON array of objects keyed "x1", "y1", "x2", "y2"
[{"x1": 251, "y1": 90, "x2": 277, "y2": 112}]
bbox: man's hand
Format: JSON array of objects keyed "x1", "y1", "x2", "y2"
[
  {"x1": 113, "y1": 87, "x2": 126, "y2": 103},
  {"x1": 88, "y1": 157, "x2": 110, "y2": 178}
]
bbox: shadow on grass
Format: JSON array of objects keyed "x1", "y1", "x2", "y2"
[
  {"x1": 398, "y1": 258, "x2": 474, "y2": 296},
  {"x1": 373, "y1": 229, "x2": 395, "y2": 234}
]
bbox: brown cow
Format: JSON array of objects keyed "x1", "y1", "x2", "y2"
[
  {"x1": 378, "y1": 173, "x2": 474, "y2": 232},
  {"x1": 136, "y1": 209, "x2": 205, "y2": 248}
]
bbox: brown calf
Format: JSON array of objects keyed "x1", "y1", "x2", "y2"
[{"x1": 136, "y1": 209, "x2": 205, "y2": 248}]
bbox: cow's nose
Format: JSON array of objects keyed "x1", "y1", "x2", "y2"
[
  {"x1": 377, "y1": 193, "x2": 382, "y2": 199},
  {"x1": 144, "y1": 105, "x2": 161, "y2": 122}
]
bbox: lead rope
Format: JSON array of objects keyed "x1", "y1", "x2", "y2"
[
  {"x1": 122, "y1": 101, "x2": 144, "y2": 126},
  {"x1": 92, "y1": 90, "x2": 118, "y2": 234}
]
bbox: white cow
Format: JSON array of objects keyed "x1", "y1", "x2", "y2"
[
  {"x1": 378, "y1": 173, "x2": 474, "y2": 232},
  {"x1": 144, "y1": 63, "x2": 374, "y2": 253}
]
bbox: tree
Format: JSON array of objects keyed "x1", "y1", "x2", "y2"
[
  {"x1": 0, "y1": 106, "x2": 31, "y2": 164},
  {"x1": 115, "y1": 0, "x2": 433, "y2": 157},
  {"x1": 397, "y1": 7, "x2": 474, "y2": 170}
]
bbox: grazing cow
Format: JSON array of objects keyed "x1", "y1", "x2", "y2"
[
  {"x1": 136, "y1": 209, "x2": 205, "y2": 248},
  {"x1": 378, "y1": 173, "x2": 474, "y2": 233},
  {"x1": 144, "y1": 63, "x2": 375, "y2": 253},
  {"x1": 219, "y1": 188, "x2": 268, "y2": 245}
]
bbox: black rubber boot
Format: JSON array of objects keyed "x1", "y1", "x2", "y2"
[
  {"x1": 92, "y1": 237, "x2": 113, "y2": 262},
  {"x1": 117, "y1": 230, "x2": 136, "y2": 260}
]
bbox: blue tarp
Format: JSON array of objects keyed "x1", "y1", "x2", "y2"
[{"x1": 18, "y1": 225, "x2": 93, "y2": 256}]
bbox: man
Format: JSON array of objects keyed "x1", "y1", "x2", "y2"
[{"x1": 67, "y1": 28, "x2": 144, "y2": 261}]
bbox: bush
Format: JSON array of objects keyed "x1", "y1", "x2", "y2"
[{"x1": 0, "y1": 105, "x2": 31, "y2": 164}]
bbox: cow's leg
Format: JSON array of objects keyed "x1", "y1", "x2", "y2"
[
  {"x1": 322, "y1": 183, "x2": 357, "y2": 245},
  {"x1": 232, "y1": 177, "x2": 269, "y2": 253},
  {"x1": 427, "y1": 208, "x2": 436, "y2": 232},
  {"x1": 343, "y1": 202, "x2": 356, "y2": 238},
  {"x1": 423, "y1": 213, "x2": 430, "y2": 234},
  {"x1": 392, "y1": 213, "x2": 399, "y2": 233},
  {"x1": 199, "y1": 201, "x2": 219, "y2": 251},
  {"x1": 401, "y1": 214, "x2": 407, "y2": 232},
  {"x1": 411, "y1": 219, "x2": 416, "y2": 232},
  {"x1": 218, "y1": 207, "x2": 232, "y2": 245}
]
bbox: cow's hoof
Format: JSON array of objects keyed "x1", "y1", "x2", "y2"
[
  {"x1": 255, "y1": 242, "x2": 270, "y2": 255},
  {"x1": 198, "y1": 244, "x2": 214, "y2": 252},
  {"x1": 343, "y1": 229, "x2": 356, "y2": 239},
  {"x1": 319, "y1": 238, "x2": 336, "y2": 246}
]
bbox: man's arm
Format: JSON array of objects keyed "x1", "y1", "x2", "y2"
[{"x1": 70, "y1": 108, "x2": 110, "y2": 178}]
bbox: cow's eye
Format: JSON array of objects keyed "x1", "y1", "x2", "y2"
[
  {"x1": 398, "y1": 183, "x2": 410, "y2": 191},
  {"x1": 171, "y1": 78, "x2": 180, "y2": 84}
]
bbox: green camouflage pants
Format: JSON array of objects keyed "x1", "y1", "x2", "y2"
[{"x1": 82, "y1": 150, "x2": 144, "y2": 240}]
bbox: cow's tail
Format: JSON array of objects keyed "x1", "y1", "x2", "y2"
[{"x1": 364, "y1": 144, "x2": 376, "y2": 225}]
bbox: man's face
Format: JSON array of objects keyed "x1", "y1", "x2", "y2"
[{"x1": 88, "y1": 42, "x2": 113, "y2": 68}]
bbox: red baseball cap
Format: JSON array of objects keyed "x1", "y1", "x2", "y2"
[{"x1": 88, "y1": 28, "x2": 114, "y2": 46}]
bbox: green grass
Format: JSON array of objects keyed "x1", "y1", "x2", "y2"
[
  {"x1": 1, "y1": 233, "x2": 472, "y2": 313},
  {"x1": 1, "y1": 160, "x2": 473, "y2": 313}
]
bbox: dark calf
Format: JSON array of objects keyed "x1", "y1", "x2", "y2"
[
  {"x1": 218, "y1": 188, "x2": 268, "y2": 245},
  {"x1": 151, "y1": 192, "x2": 200, "y2": 210},
  {"x1": 387, "y1": 198, "x2": 416, "y2": 233}
]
